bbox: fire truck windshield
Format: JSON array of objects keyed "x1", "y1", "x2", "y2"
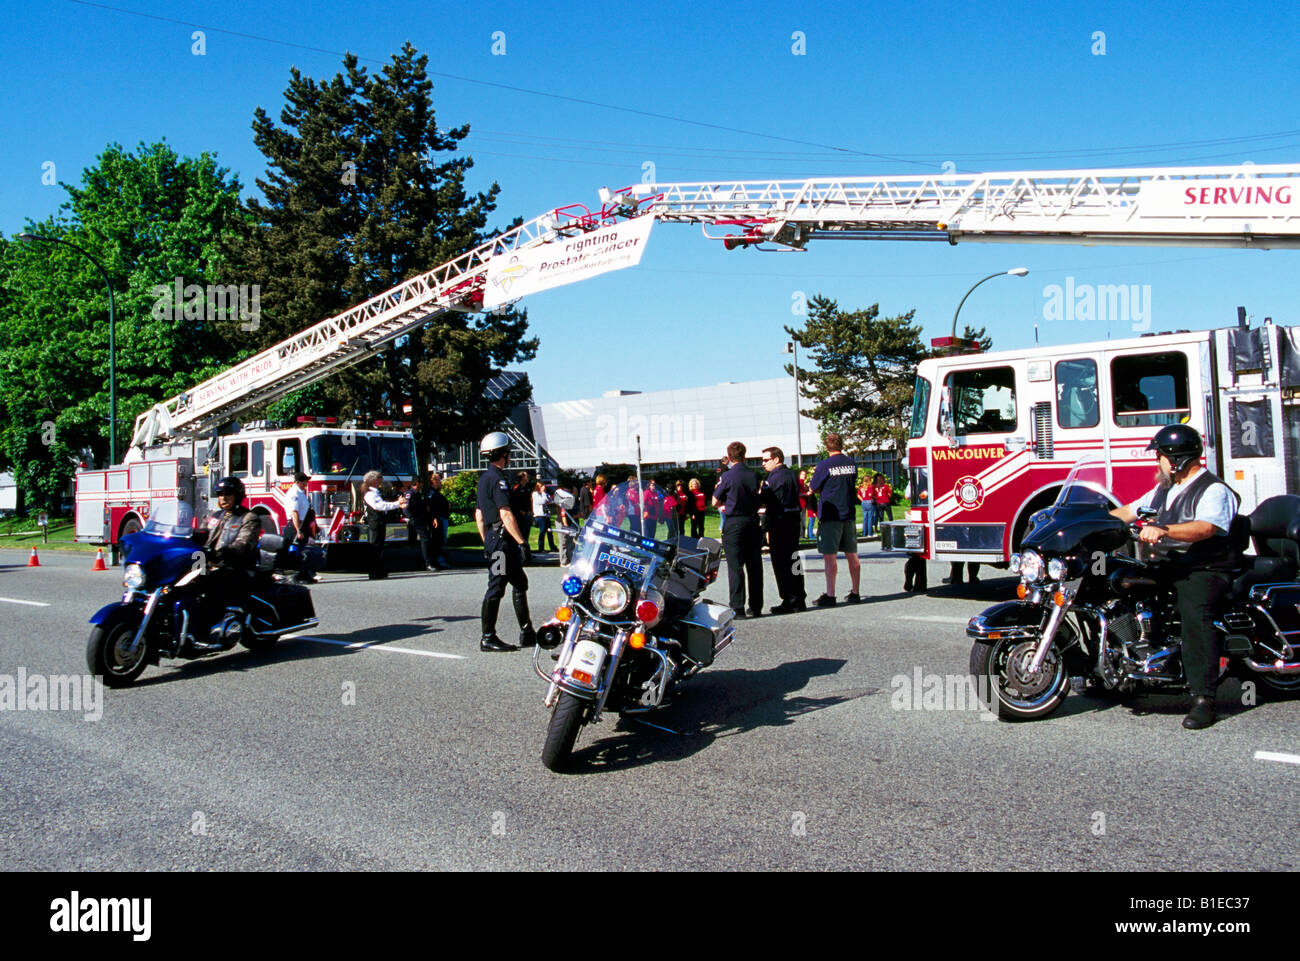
[{"x1": 307, "y1": 435, "x2": 416, "y2": 477}]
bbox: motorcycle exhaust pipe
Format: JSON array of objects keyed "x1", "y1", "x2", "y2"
[{"x1": 1245, "y1": 657, "x2": 1300, "y2": 674}]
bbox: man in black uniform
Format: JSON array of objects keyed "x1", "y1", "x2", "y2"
[
  {"x1": 711, "y1": 441, "x2": 763, "y2": 618},
  {"x1": 1110, "y1": 425, "x2": 1240, "y2": 730},
  {"x1": 761, "y1": 446, "x2": 807, "y2": 614},
  {"x1": 476, "y1": 432, "x2": 536, "y2": 652}
]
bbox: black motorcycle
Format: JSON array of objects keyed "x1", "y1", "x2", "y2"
[
  {"x1": 532, "y1": 482, "x2": 735, "y2": 770},
  {"x1": 87, "y1": 501, "x2": 319, "y2": 687},
  {"x1": 968, "y1": 455, "x2": 1300, "y2": 720}
]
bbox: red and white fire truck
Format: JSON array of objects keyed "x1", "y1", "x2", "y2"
[
  {"x1": 74, "y1": 417, "x2": 418, "y2": 554},
  {"x1": 879, "y1": 320, "x2": 1300, "y2": 564}
]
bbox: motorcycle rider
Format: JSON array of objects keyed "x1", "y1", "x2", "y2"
[
  {"x1": 1110, "y1": 425, "x2": 1240, "y2": 730},
  {"x1": 475, "y1": 432, "x2": 536, "y2": 652},
  {"x1": 195, "y1": 476, "x2": 263, "y2": 649}
]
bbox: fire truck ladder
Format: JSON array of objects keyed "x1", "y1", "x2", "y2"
[
  {"x1": 127, "y1": 203, "x2": 616, "y2": 452},
  {"x1": 624, "y1": 162, "x2": 1300, "y2": 250}
]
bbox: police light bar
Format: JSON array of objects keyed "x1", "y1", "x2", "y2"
[
  {"x1": 295, "y1": 416, "x2": 340, "y2": 425},
  {"x1": 372, "y1": 420, "x2": 412, "y2": 429}
]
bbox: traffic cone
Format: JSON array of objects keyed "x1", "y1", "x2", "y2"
[
  {"x1": 27, "y1": 548, "x2": 40, "y2": 567},
  {"x1": 91, "y1": 549, "x2": 108, "y2": 571}
]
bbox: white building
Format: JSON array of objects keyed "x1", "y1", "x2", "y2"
[{"x1": 531, "y1": 378, "x2": 821, "y2": 473}]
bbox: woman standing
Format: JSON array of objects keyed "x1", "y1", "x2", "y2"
[
  {"x1": 361, "y1": 470, "x2": 408, "y2": 580},
  {"x1": 673, "y1": 480, "x2": 689, "y2": 537},
  {"x1": 688, "y1": 478, "x2": 707, "y2": 538},
  {"x1": 873, "y1": 473, "x2": 894, "y2": 524},
  {"x1": 858, "y1": 474, "x2": 875, "y2": 538},
  {"x1": 532, "y1": 481, "x2": 556, "y2": 553}
]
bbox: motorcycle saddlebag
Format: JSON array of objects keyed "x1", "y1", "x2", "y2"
[
  {"x1": 267, "y1": 581, "x2": 317, "y2": 629},
  {"x1": 1249, "y1": 582, "x2": 1300, "y2": 646},
  {"x1": 679, "y1": 600, "x2": 734, "y2": 667}
]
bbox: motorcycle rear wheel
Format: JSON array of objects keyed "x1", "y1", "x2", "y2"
[
  {"x1": 541, "y1": 692, "x2": 586, "y2": 771},
  {"x1": 970, "y1": 627, "x2": 1071, "y2": 721},
  {"x1": 87, "y1": 616, "x2": 150, "y2": 688},
  {"x1": 1255, "y1": 671, "x2": 1300, "y2": 698}
]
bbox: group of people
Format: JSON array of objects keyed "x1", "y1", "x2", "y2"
[
  {"x1": 358, "y1": 470, "x2": 452, "y2": 580},
  {"x1": 712, "y1": 433, "x2": 873, "y2": 618}
]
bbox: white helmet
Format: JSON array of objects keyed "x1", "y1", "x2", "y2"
[{"x1": 480, "y1": 431, "x2": 511, "y2": 459}]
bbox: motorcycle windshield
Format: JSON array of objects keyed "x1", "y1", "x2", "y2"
[
  {"x1": 573, "y1": 482, "x2": 674, "y2": 589},
  {"x1": 143, "y1": 500, "x2": 196, "y2": 538},
  {"x1": 1050, "y1": 454, "x2": 1117, "y2": 513}
]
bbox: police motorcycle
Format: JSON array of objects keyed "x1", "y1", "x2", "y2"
[
  {"x1": 532, "y1": 481, "x2": 735, "y2": 770},
  {"x1": 967, "y1": 454, "x2": 1300, "y2": 720},
  {"x1": 86, "y1": 500, "x2": 319, "y2": 687}
]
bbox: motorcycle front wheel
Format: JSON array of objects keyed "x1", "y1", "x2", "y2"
[
  {"x1": 541, "y1": 692, "x2": 586, "y2": 771},
  {"x1": 970, "y1": 626, "x2": 1071, "y2": 721},
  {"x1": 87, "y1": 613, "x2": 150, "y2": 688}
]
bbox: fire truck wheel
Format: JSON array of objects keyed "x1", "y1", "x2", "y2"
[
  {"x1": 119, "y1": 517, "x2": 142, "y2": 540},
  {"x1": 87, "y1": 613, "x2": 150, "y2": 687}
]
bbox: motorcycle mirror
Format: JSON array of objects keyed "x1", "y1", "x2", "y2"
[{"x1": 1137, "y1": 507, "x2": 1157, "y2": 521}]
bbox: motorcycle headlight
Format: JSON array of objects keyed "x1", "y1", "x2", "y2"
[
  {"x1": 1009, "y1": 553, "x2": 1022, "y2": 574},
  {"x1": 123, "y1": 563, "x2": 146, "y2": 591},
  {"x1": 589, "y1": 576, "x2": 630, "y2": 616},
  {"x1": 1047, "y1": 558, "x2": 1067, "y2": 582},
  {"x1": 1020, "y1": 550, "x2": 1043, "y2": 583}
]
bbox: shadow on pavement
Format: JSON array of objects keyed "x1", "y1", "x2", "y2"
[{"x1": 559, "y1": 657, "x2": 878, "y2": 774}]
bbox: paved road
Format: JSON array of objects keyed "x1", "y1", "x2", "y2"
[{"x1": 1, "y1": 546, "x2": 1296, "y2": 870}]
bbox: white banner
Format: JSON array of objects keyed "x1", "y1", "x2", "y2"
[
  {"x1": 483, "y1": 215, "x2": 655, "y2": 309},
  {"x1": 1137, "y1": 178, "x2": 1299, "y2": 218}
]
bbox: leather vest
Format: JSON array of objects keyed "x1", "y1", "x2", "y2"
[{"x1": 1150, "y1": 470, "x2": 1237, "y2": 570}]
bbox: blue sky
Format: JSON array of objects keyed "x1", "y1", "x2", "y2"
[{"x1": 5, "y1": 0, "x2": 1299, "y2": 404}]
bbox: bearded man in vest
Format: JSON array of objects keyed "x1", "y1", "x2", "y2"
[{"x1": 1110, "y1": 425, "x2": 1240, "y2": 730}]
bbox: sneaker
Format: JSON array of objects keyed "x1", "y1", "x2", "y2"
[
  {"x1": 845, "y1": 592, "x2": 861, "y2": 604},
  {"x1": 813, "y1": 594, "x2": 837, "y2": 608}
]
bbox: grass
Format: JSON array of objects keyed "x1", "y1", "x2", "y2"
[{"x1": 0, "y1": 515, "x2": 98, "y2": 552}]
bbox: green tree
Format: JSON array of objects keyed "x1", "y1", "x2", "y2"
[
  {"x1": 786, "y1": 295, "x2": 929, "y2": 461},
  {"x1": 0, "y1": 142, "x2": 246, "y2": 508},
  {"x1": 228, "y1": 43, "x2": 538, "y2": 471}
]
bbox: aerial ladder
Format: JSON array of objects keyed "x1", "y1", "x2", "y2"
[{"x1": 129, "y1": 161, "x2": 1300, "y2": 457}]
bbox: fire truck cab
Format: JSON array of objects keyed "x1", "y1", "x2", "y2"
[
  {"x1": 882, "y1": 322, "x2": 1300, "y2": 565},
  {"x1": 74, "y1": 420, "x2": 419, "y2": 557}
]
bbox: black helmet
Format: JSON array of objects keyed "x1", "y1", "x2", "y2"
[
  {"x1": 1145, "y1": 424, "x2": 1203, "y2": 473},
  {"x1": 214, "y1": 475, "x2": 246, "y2": 502}
]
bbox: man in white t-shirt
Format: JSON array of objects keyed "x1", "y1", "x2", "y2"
[
  {"x1": 1110, "y1": 425, "x2": 1240, "y2": 730},
  {"x1": 286, "y1": 471, "x2": 319, "y2": 583}
]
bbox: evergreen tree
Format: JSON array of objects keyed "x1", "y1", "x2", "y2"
[
  {"x1": 229, "y1": 44, "x2": 537, "y2": 469},
  {"x1": 785, "y1": 295, "x2": 928, "y2": 461}
]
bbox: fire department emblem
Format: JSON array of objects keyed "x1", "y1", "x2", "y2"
[{"x1": 954, "y1": 475, "x2": 984, "y2": 510}]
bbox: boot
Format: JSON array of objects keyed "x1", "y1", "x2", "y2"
[
  {"x1": 481, "y1": 596, "x2": 501, "y2": 638},
  {"x1": 1182, "y1": 695, "x2": 1217, "y2": 730},
  {"x1": 480, "y1": 634, "x2": 516, "y2": 652},
  {"x1": 512, "y1": 589, "x2": 533, "y2": 644}
]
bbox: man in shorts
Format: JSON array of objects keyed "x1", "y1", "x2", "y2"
[{"x1": 809, "y1": 433, "x2": 861, "y2": 607}]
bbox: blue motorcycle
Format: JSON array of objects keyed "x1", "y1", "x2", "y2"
[{"x1": 87, "y1": 501, "x2": 319, "y2": 687}]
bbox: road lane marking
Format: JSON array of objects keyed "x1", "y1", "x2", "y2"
[
  {"x1": 0, "y1": 597, "x2": 51, "y2": 607},
  {"x1": 1254, "y1": 751, "x2": 1300, "y2": 766},
  {"x1": 285, "y1": 634, "x2": 465, "y2": 660},
  {"x1": 896, "y1": 615, "x2": 970, "y2": 624}
]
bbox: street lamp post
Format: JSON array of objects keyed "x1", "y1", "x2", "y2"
[
  {"x1": 18, "y1": 233, "x2": 117, "y2": 464},
  {"x1": 785, "y1": 339, "x2": 802, "y2": 469},
  {"x1": 950, "y1": 267, "x2": 1029, "y2": 343}
]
